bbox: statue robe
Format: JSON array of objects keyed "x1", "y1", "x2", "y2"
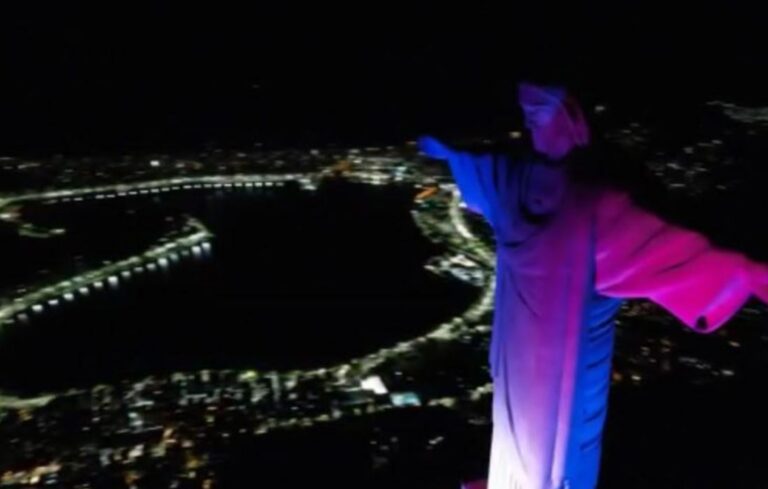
[{"x1": 445, "y1": 147, "x2": 761, "y2": 489}]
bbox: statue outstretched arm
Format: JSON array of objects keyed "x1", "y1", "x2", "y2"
[
  {"x1": 418, "y1": 135, "x2": 453, "y2": 160},
  {"x1": 595, "y1": 189, "x2": 768, "y2": 332},
  {"x1": 752, "y1": 265, "x2": 768, "y2": 304},
  {"x1": 418, "y1": 135, "x2": 512, "y2": 229}
]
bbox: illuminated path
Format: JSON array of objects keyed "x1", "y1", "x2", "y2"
[
  {"x1": 0, "y1": 217, "x2": 213, "y2": 331},
  {"x1": 0, "y1": 172, "x2": 317, "y2": 208}
]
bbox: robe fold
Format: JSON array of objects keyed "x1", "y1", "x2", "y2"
[{"x1": 443, "y1": 146, "x2": 762, "y2": 489}]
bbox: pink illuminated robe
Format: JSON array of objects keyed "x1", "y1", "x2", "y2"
[{"x1": 444, "y1": 147, "x2": 768, "y2": 489}]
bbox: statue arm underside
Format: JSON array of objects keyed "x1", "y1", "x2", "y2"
[
  {"x1": 419, "y1": 135, "x2": 512, "y2": 229},
  {"x1": 595, "y1": 189, "x2": 768, "y2": 332}
]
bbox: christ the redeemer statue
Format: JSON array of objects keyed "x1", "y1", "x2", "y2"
[{"x1": 420, "y1": 82, "x2": 768, "y2": 489}]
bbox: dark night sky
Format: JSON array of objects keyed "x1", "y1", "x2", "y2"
[{"x1": 3, "y1": 4, "x2": 768, "y2": 154}]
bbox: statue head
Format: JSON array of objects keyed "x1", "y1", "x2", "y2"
[{"x1": 518, "y1": 82, "x2": 590, "y2": 160}]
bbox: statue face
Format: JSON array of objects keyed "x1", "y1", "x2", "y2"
[
  {"x1": 519, "y1": 82, "x2": 578, "y2": 161},
  {"x1": 528, "y1": 106, "x2": 577, "y2": 160}
]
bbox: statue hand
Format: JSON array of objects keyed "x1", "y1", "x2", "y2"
[
  {"x1": 751, "y1": 262, "x2": 768, "y2": 304},
  {"x1": 418, "y1": 135, "x2": 451, "y2": 160}
]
